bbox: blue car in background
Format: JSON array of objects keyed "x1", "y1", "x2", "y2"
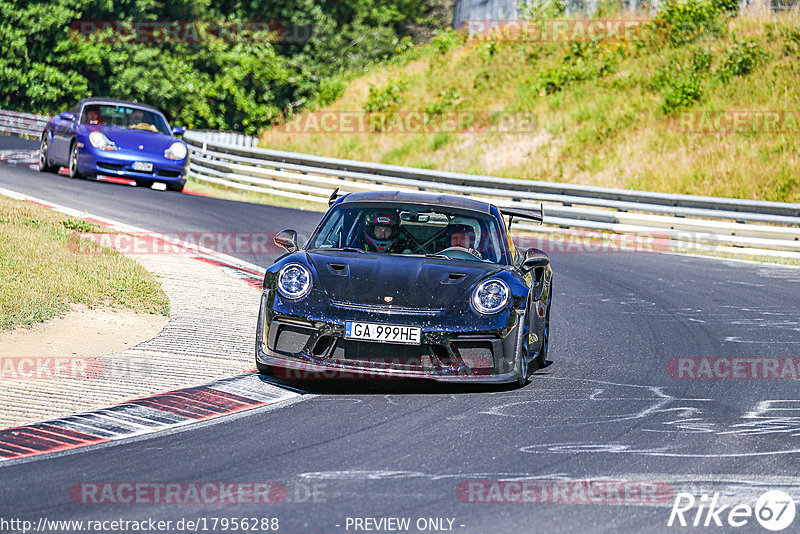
[{"x1": 38, "y1": 98, "x2": 189, "y2": 192}]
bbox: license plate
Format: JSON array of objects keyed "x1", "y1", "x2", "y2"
[
  {"x1": 133, "y1": 161, "x2": 153, "y2": 172},
  {"x1": 345, "y1": 321, "x2": 421, "y2": 345}
]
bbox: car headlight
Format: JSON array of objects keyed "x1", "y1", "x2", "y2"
[
  {"x1": 164, "y1": 142, "x2": 187, "y2": 160},
  {"x1": 277, "y1": 263, "x2": 312, "y2": 300},
  {"x1": 471, "y1": 279, "x2": 510, "y2": 315},
  {"x1": 89, "y1": 131, "x2": 116, "y2": 151}
]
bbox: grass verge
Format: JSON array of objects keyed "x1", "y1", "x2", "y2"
[
  {"x1": 186, "y1": 176, "x2": 328, "y2": 213},
  {"x1": 0, "y1": 195, "x2": 169, "y2": 331}
]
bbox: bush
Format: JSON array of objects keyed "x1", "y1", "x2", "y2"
[
  {"x1": 533, "y1": 40, "x2": 617, "y2": 96},
  {"x1": 362, "y1": 79, "x2": 407, "y2": 131},
  {"x1": 520, "y1": 0, "x2": 565, "y2": 21},
  {"x1": 781, "y1": 26, "x2": 800, "y2": 56},
  {"x1": 431, "y1": 29, "x2": 464, "y2": 55},
  {"x1": 650, "y1": 0, "x2": 722, "y2": 46},
  {"x1": 649, "y1": 44, "x2": 712, "y2": 105},
  {"x1": 692, "y1": 48, "x2": 714, "y2": 73},
  {"x1": 662, "y1": 74, "x2": 703, "y2": 113},
  {"x1": 424, "y1": 88, "x2": 461, "y2": 122},
  {"x1": 717, "y1": 39, "x2": 767, "y2": 81},
  {"x1": 711, "y1": 0, "x2": 740, "y2": 16}
]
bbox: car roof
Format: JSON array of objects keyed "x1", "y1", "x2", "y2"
[
  {"x1": 77, "y1": 98, "x2": 162, "y2": 114},
  {"x1": 338, "y1": 191, "x2": 492, "y2": 214}
]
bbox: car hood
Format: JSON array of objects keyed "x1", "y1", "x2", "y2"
[
  {"x1": 87, "y1": 125, "x2": 179, "y2": 153},
  {"x1": 306, "y1": 250, "x2": 502, "y2": 309}
]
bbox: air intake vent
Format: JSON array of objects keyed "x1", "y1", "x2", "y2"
[
  {"x1": 327, "y1": 263, "x2": 349, "y2": 276},
  {"x1": 441, "y1": 272, "x2": 468, "y2": 284}
]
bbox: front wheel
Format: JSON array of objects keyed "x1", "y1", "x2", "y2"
[
  {"x1": 535, "y1": 284, "x2": 552, "y2": 369},
  {"x1": 38, "y1": 136, "x2": 58, "y2": 173},
  {"x1": 515, "y1": 311, "x2": 530, "y2": 387},
  {"x1": 165, "y1": 178, "x2": 185, "y2": 192},
  {"x1": 68, "y1": 142, "x2": 82, "y2": 179},
  {"x1": 256, "y1": 360, "x2": 274, "y2": 377}
]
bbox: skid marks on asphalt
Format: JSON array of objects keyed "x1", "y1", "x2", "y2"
[{"x1": 491, "y1": 377, "x2": 800, "y2": 459}]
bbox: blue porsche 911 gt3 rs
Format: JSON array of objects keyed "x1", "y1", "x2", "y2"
[{"x1": 38, "y1": 98, "x2": 189, "y2": 192}]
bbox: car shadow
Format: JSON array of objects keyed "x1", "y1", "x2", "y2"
[
  {"x1": 258, "y1": 373, "x2": 515, "y2": 395},
  {"x1": 257, "y1": 358, "x2": 555, "y2": 395}
]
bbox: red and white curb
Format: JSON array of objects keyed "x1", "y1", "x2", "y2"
[
  {"x1": 0, "y1": 373, "x2": 299, "y2": 461},
  {"x1": 0, "y1": 187, "x2": 305, "y2": 459}
]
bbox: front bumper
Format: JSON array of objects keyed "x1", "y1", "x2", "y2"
[
  {"x1": 78, "y1": 145, "x2": 187, "y2": 182},
  {"x1": 255, "y1": 291, "x2": 526, "y2": 383}
]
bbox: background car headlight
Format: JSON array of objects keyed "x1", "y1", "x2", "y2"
[
  {"x1": 164, "y1": 142, "x2": 187, "y2": 160},
  {"x1": 471, "y1": 279, "x2": 509, "y2": 315},
  {"x1": 89, "y1": 131, "x2": 116, "y2": 151},
  {"x1": 277, "y1": 263, "x2": 312, "y2": 300}
]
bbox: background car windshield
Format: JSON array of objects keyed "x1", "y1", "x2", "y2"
[
  {"x1": 80, "y1": 104, "x2": 170, "y2": 135},
  {"x1": 309, "y1": 203, "x2": 509, "y2": 264}
]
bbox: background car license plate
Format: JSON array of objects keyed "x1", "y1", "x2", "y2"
[
  {"x1": 133, "y1": 161, "x2": 153, "y2": 172},
  {"x1": 345, "y1": 321, "x2": 421, "y2": 345}
]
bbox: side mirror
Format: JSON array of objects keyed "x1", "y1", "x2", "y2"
[
  {"x1": 171, "y1": 126, "x2": 185, "y2": 137},
  {"x1": 59, "y1": 112, "x2": 76, "y2": 122},
  {"x1": 521, "y1": 248, "x2": 550, "y2": 273},
  {"x1": 274, "y1": 229, "x2": 299, "y2": 253}
]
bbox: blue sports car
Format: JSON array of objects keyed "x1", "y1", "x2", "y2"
[{"x1": 38, "y1": 98, "x2": 189, "y2": 192}]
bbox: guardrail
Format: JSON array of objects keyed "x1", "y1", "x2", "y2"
[
  {"x1": 184, "y1": 130, "x2": 800, "y2": 261},
  {"x1": 0, "y1": 109, "x2": 48, "y2": 138}
]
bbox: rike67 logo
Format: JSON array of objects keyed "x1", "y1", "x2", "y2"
[{"x1": 668, "y1": 490, "x2": 796, "y2": 531}]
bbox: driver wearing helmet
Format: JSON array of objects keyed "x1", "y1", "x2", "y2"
[
  {"x1": 363, "y1": 211, "x2": 400, "y2": 253},
  {"x1": 447, "y1": 223, "x2": 482, "y2": 259}
]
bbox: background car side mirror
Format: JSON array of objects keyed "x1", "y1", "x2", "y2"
[
  {"x1": 171, "y1": 126, "x2": 185, "y2": 137},
  {"x1": 59, "y1": 112, "x2": 75, "y2": 121},
  {"x1": 521, "y1": 248, "x2": 550, "y2": 273},
  {"x1": 274, "y1": 229, "x2": 299, "y2": 253}
]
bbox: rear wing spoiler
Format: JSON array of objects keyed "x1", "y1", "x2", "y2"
[
  {"x1": 328, "y1": 188, "x2": 349, "y2": 207},
  {"x1": 501, "y1": 205, "x2": 543, "y2": 229}
]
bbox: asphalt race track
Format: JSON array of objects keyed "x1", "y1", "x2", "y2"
[{"x1": 2, "y1": 135, "x2": 800, "y2": 533}]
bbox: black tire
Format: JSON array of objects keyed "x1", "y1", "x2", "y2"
[
  {"x1": 135, "y1": 179, "x2": 154, "y2": 189},
  {"x1": 515, "y1": 308, "x2": 530, "y2": 387},
  {"x1": 256, "y1": 360, "x2": 274, "y2": 377},
  {"x1": 38, "y1": 135, "x2": 58, "y2": 173},
  {"x1": 165, "y1": 178, "x2": 186, "y2": 192},
  {"x1": 535, "y1": 289, "x2": 552, "y2": 369},
  {"x1": 68, "y1": 142, "x2": 82, "y2": 179},
  {"x1": 515, "y1": 354, "x2": 529, "y2": 387}
]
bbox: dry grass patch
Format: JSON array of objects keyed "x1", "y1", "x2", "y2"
[
  {"x1": 255, "y1": 10, "x2": 800, "y2": 203},
  {"x1": 0, "y1": 195, "x2": 169, "y2": 331}
]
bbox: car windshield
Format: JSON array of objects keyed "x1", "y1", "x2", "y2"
[
  {"x1": 80, "y1": 104, "x2": 170, "y2": 135},
  {"x1": 308, "y1": 202, "x2": 509, "y2": 264}
]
